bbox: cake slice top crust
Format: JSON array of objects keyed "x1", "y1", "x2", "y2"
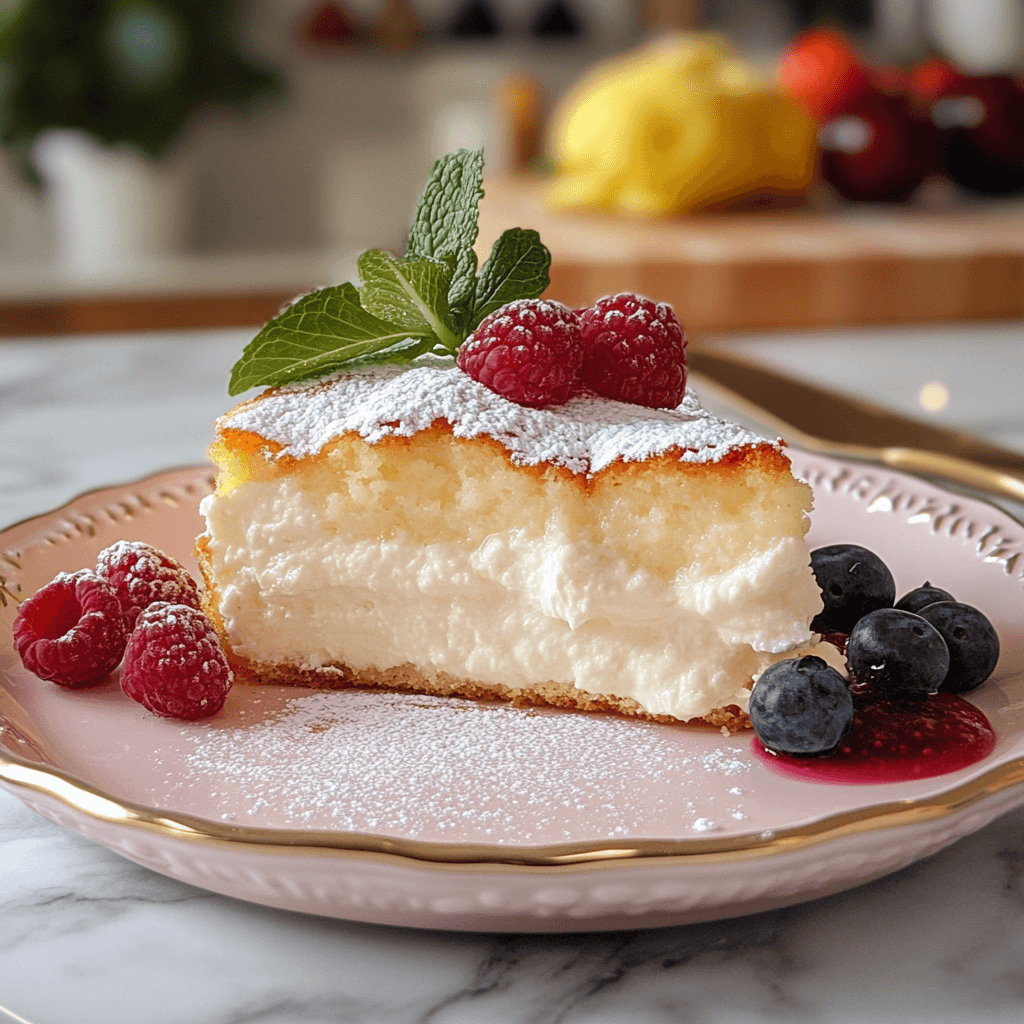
[{"x1": 219, "y1": 361, "x2": 778, "y2": 476}]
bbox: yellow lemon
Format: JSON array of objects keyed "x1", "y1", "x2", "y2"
[{"x1": 546, "y1": 34, "x2": 816, "y2": 217}]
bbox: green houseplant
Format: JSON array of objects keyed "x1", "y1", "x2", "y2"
[{"x1": 0, "y1": 0, "x2": 281, "y2": 184}]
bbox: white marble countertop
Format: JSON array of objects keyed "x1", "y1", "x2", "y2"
[{"x1": 3, "y1": 321, "x2": 1024, "y2": 1024}]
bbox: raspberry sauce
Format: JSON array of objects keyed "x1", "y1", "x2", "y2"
[
  {"x1": 817, "y1": 628, "x2": 849, "y2": 655},
  {"x1": 752, "y1": 686, "x2": 996, "y2": 784}
]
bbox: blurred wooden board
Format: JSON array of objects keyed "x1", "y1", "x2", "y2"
[
  {"x1": 0, "y1": 250, "x2": 358, "y2": 338},
  {"x1": 0, "y1": 290, "x2": 301, "y2": 337},
  {"x1": 477, "y1": 177, "x2": 1024, "y2": 333}
]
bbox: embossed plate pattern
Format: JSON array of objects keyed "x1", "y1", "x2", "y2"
[{"x1": 2, "y1": 456, "x2": 1024, "y2": 932}]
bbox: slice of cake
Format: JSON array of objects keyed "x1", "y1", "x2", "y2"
[{"x1": 197, "y1": 360, "x2": 836, "y2": 730}]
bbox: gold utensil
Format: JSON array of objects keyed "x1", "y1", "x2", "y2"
[{"x1": 688, "y1": 348, "x2": 1024, "y2": 504}]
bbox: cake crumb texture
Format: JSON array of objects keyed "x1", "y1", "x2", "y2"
[{"x1": 207, "y1": 420, "x2": 807, "y2": 581}]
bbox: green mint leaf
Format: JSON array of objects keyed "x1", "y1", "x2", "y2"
[
  {"x1": 406, "y1": 148, "x2": 484, "y2": 315},
  {"x1": 470, "y1": 228, "x2": 551, "y2": 329},
  {"x1": 357, "y1": 249, "x2": 460, "y2": 352},
  {"x1": 227, "y1": 283, "x2": 422, "y2": 396},
  {"x1": 375, "y1": 336, "x2": 440, "y2": 364},
  {"x1": 448, "y1": 250, "x2": 478, "y2": 321}
]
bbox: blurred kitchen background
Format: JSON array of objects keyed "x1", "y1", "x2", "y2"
[{"x1": 1, "y1": 0, "x2": 1023, "y2": 335}]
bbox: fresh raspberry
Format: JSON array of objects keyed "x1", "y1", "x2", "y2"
[
  {"x1": 457, "y1": 298, "x2": 583, "y2": 408},
  {"x1": 121, "y1": 603, "x2": 232, "y2": 720},
  {"x1": 579, "y1": 293, "x2": 687, "y2": 409},
  {"x1": 96, "y1": 540, "x2": 201, "y2": 631},
  {"x1": 13, "y1": 570, "x2": 127, "y2": 687}
]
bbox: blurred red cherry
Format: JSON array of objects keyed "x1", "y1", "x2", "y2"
[
  {"x1": 818, "y1": 90, "x2": 939, "y2": 202},
  {"x1": 778, "y1": 27, "x2": 873, "y2": 124},
  {"x1": 870, "y1": 64, "x2": 912, "y2": 96},
  {"x1": 932, "y1": 76, "x2": 1024, "y2": 195},
  {"x1": 300, "y1": 1, "x2": 356, "y2": 45},
  {"x1": 908, "y1": 57, "x2": 963, "y2": 106}
]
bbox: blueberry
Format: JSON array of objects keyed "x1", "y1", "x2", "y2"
[
  {"x1": 918, "y1": 601, "x2": 1000, "y2": 693},
  {"x1": 846, "y1": 608, "x2": 949, "y2": 696},
  {"x1": 749, "y1": 655, "x2": 854, "y2": 756},
  {"x1": 810, "y1": 544, "x2": 896, "y2": 633},
  {"x1": 895, "y1": 581, "x2": 957, "y2": 615}
]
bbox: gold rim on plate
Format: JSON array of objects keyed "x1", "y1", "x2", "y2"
[{"x1": 4, "y1": 744, "x2": 1024, "y2": 871}]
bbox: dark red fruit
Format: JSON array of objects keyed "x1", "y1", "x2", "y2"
[
  {"x1": 96, "y1": 540, "x2": 201, "y2": 631},
  {"x1": 932, "y1": 76, "x2": 1024, "y2": 196},
  {"x1": 300, "y1": 1, "x2": 356, "y2": 45},
  {"x1": 869, "y1": 64, "x2": 912, "y2": 97},
  {"x1": 819, "y1": 90, "x2": 939, "y2": 202},
  {"x1": 778, "y1": 27, "x2": 872, "y2": 123},
  {"x1": 578, "y1": 293, "x2": 687, "y2": 409},
  {"x1": 121, "y1": 603, "x2": 232, "y2": 720},
  {"x1": 13, "y1": 570, "x2": 127, "y2": 687},
  {"x1": 908, "y1": 57, "x2": 962, "y2": 107},
  {"x1": 457, "y1": 298, "x2": 583, "y2": 408}
]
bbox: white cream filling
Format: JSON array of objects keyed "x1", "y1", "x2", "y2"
[{"x1": 201, "y1": 480, "x2": 831, "y2": 722}]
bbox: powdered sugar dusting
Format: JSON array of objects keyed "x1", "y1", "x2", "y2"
[
  {"x1": 220, "y1": 361, "x2": 775, "y2": 475},
  {"x1": 179, "y1": 690, "x2": 752, "y2": 842}
]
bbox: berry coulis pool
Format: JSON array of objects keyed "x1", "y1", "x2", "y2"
[
  {"x1": 752, "y1": 629, "x2": 997, "y2": 784},
  {"x1": 752, "y1": 687, "x2": 996, "y2": 784}
]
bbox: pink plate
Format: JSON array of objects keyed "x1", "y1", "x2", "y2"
[{"x1": 2, "y1": 455, "x2": 1024, "y2": 932}]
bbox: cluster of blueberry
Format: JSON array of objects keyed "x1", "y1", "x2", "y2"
[{"x1": 750, "y1": 544, "x2": 1000, "y2": 758}]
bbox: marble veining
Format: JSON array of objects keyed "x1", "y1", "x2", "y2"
[
  {"x1": 3, "y1": 324, "x2": 1024, "y2": 1023},
  {"x1": 5, "y1": 786, "x2": 1024, "y2": 1024}
]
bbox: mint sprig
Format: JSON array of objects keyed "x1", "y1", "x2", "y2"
[
  {"x1": 227, "y1": 148, "x2": 551, "y2": 396},
  {"x1": 406, "y1": 146, "x2": 484, "y2": 318},
  {"x1": 357, "y1": 249, "x2": 460, "y2": 351}
]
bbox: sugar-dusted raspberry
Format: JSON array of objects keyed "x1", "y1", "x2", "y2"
[
  {"x1": 121, "y1": 602, "x2": 232, "y2": 720},
  {"x1": 456, "y1": 298, "x2": 583, "y2": 408},
  {"x1": 96, "y1": 540, "x2": 201, "y2": 631},
  {"x1": 579, "y1": 292, "x2": 687, "y2": 409},
  {"x1": 13, "y1": 570, "x2": 127, "y2": 687}
]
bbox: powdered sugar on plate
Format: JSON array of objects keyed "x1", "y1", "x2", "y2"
[
  {"x1": 220, "y1": 361, "x2": 776, "y2": 475},
  {"x1": 179, "y1": 690, "x2": 751, "y2": 843}
]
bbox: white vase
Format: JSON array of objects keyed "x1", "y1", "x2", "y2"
[
  {"x1": 926, "y1": 0, "x2": 1024, "y2": 73},
  {"x1": 32, "y1": 130, "x2": 191, "y2": 270}
]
